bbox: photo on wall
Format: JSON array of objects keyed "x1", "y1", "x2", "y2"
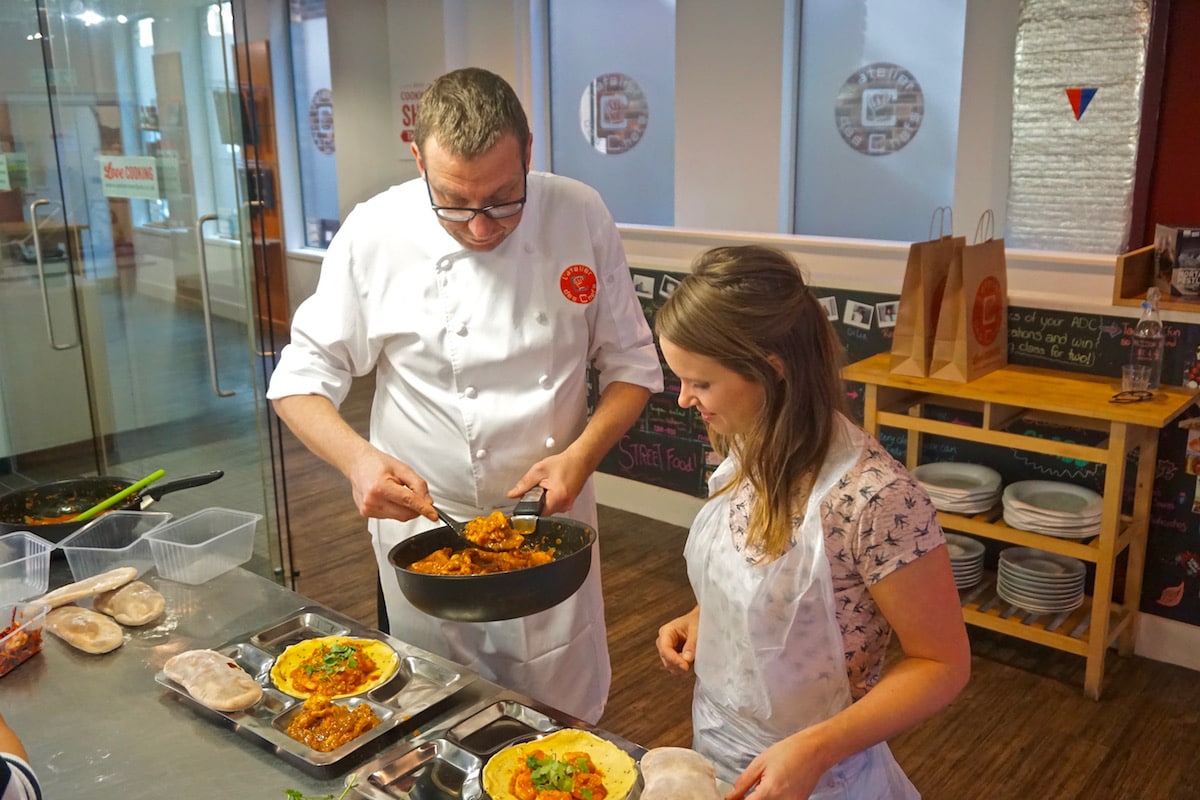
[
  {"x1": 819, "y1": 295, "x2": 838, "y2": 321},
  {"x1": 876, "y1": 300, "x2": 899, "y2": 328},
  {"x1": 844, "y1": 299, "x2": 875, "y2": 329}
]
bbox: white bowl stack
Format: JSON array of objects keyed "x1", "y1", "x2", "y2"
[
  {"x1": 944, "y1": 533, "x2": 985, "y2": 590},
  {"x1": 1001, "y1": 480, "x2": 1102, "y2": 539},
  {"x1": 912, "y1": 463, "x2": 1002, "y2": 515},
  {"x1": 996, "y1": 546, "x2": 1086, "y2": 614}
]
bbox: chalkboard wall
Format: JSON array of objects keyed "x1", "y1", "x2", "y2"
[{"x1": 596, "y1": 267, "x2": 1200, "y2": 628}]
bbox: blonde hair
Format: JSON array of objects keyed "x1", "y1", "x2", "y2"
[
  {"x1": 655, "y1": 246, "x2": 847, "y2": 557},
  {"x1": 414, "y1": 67, "x2": 530, "y2": 159}
]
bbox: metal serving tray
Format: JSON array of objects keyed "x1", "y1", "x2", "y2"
[
  {"x1": 350, "y1": 694, "x2": 646, "y2": 800},
  {"x1": 155, "y1": 605, "x2": 478, "y2": 777}
]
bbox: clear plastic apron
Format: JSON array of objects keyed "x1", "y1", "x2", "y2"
[{"x1": 687, "y1": 417, "x2": 919, "y2": 799}]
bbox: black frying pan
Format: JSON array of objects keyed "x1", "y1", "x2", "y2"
[
  {"x1": 388, "y1": 516, "x2": 595, "y2": 622},
  {"x1": 0, "y1": 470, "x2": 224, "y2": 542}
]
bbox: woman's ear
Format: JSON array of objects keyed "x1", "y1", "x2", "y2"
[{"x1": 766, "y1": 353, "x2": 786, "y2": 381}]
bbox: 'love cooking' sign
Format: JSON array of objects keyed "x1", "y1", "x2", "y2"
[{"x1": 98, "y1": 155, "x2": 161, "y2": 200}]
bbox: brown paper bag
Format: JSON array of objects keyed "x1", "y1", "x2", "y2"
[
  {"x1": 889, "y1": 234, "x2": 962, "y2": 377},
  {"x1": 929, "y1": 215, "x2": 1008, "y2": 382}
]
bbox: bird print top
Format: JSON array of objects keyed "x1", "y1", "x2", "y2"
[{"x1": 729, "y1": 436, "x2": 945, "y2": 700}]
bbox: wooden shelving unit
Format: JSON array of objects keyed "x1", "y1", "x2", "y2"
[
  {"x1": 844, "y1": 352, "x2": 1198, "y2": 698},
  {"x1": 1113, "y1": 244, "x2": 1200, "y2": 313}
]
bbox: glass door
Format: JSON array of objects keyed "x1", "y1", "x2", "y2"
[{"x1": 0, "y1": 0, "x2": 287, "y2": 580}]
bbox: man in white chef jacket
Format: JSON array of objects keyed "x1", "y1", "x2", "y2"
[{"x1": 267, "y1": 67, "x2": 663, "y2": 723}]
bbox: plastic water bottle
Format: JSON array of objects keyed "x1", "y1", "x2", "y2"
[{"x1": 1130, "y1": 287, "x2": 1165, "y2": 389}]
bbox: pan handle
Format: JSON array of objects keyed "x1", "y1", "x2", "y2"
[
  {"x1": 512, "y1": 486, "x2": 546, "y2": 517},
  {"x1": 141, "y1": 470, "x2": 225, "y2": 504}
]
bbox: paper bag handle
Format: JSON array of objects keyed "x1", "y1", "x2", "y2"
[
  {"x1": 974, "y1": 209, "x2": 996, "y2": 244},
  {"x1": 928, "y1": 206, "x2": 953, "y2": 240}
]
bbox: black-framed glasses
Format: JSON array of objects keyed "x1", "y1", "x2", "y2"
[
  {"x1": 424, "y1": 164, "x2": 527, "y2": 223},
  {"x1": 1110, "y1": 390, "x2": 1155, "y2": 404}
]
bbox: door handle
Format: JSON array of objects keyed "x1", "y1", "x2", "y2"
[
  {"x1": 196, "y1": 213, "x2": 235, "y2": 397},
  {"x1": 30, "y1": 198, "x2": 79, "y2": 351}
]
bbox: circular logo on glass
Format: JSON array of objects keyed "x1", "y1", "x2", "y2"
[
  {"x1": 309, "y1": 88, "x2": 335, "y2": 155},
  {"x1": 579, "y1": 72, "x2": 649, "y2": 155},
  {"x1": 834, "y1": 62, "x2": 923, "y2": 156}
]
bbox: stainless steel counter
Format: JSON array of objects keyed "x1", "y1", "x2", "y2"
[{"x1": 1, "y1": 569, "x2": 511, "y2": 799}]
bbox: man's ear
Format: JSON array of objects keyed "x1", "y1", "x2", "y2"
[{"x1": 411, "y1": 142, "x2": 424, "y2": 174}]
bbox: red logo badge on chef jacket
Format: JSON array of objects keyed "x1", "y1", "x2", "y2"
[{"x1": 560, "y1": 264, "x2": 597, "y2": 304}]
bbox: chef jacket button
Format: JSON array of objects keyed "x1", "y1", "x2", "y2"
[
  {"x1": 475, "y1": 448, "x2": 488, "y2": 460},
  {"x1": 535, "y1": 311, "x2": 548, "y2": 324},
  {"x1": 463, "y1": 386, "x2": 477, "y2": 399},
  {"x1": 538, "y1": 374, "x2": 552, "y2": 389},
  {"x1": 437, "y1": 258, "x2": 452, "y2": 271},
  {"x1": 544, "y1": 437, "x2": 556, "y2": 449},
  {"x1": 524, "y1": 243, "x2": 534, "y2": 254},
  {"x1": 457, "y1": 322, "x2": 469, "y2": 336}
]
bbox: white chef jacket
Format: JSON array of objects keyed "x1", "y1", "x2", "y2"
[{"x1": 268, "y1": 171, "x2": 663, "y2": 722}]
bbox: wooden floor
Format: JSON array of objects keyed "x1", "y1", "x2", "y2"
[{"x1": 278, "y1": 379, "x2": 1200, "y2": 799}]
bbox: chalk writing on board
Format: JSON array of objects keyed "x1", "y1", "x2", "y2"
[
  {"x1": 1007, "y1": 308, "x2": 1105, "y2": 369},
  {"x1": 877, "y1": 429, "x2": 907, "y2": 462},
  {"x1": 599, "y1": 428, "x2": 705, "y2": 496},
  {"x1": 1152, "y1": 514, "x2": 1187, "y2": 535},
  {"x1": 1009, "y1": 451, "x2": 1103, "y2": 483}
]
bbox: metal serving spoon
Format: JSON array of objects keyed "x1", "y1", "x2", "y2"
[
  {"x1": 432, "y1": 504, "x2": 524, "y2": 551},
  {"x1": 433, "y1": 490, "x2": 545, "y2": 551}
]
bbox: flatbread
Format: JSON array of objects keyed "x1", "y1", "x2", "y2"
[
  {"x1": 92, "y1": 580, "x2": 165, "y2": 626},
  {"x1": 37, "y1": 566, "x2": 138, "y2": 609},
  {"x1": 640, "y1": 747, "x2": 722, "y2": 800},
  {"x1": 269, "y1": 636, "x2": 399, "y2": 699},
  {"x1": 482, "y1": 728, "x2": 638, "y2": 800},
  {"x1": 44, "y1": 605, "x2": 125, "y2": 654},
  {"x1": 164, "y1": 649, "x2": 264, "y2": 712}
]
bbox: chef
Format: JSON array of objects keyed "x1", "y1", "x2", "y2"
[{"x1": 267, "y1": 67, "x2": 663, "y2": 723}]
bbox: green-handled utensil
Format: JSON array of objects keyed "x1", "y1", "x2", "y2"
[{"x1": 71, "y1": 468, "x2": 166, "y2": 522}]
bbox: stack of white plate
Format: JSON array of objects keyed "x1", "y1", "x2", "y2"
[
  {"x1": 1001, "y1": 480, "x2": 1102, "y2": 539},
  {"x1": 945, "y1": 533, "x2": 985, "y2": 590},
  {"x1": 912, "y1": 463, "x2": 1002, "y2": 515},
  {"x1": 996, "y1": 547, "x2": 1086, "y2": 614}
]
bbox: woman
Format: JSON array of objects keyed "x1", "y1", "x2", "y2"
[
  {"x1": 654, "y1": 245, "x2": 970, "y2": 799},
  {"x1": 0, "y1": 711, "x2": 40, "y2": 800}
]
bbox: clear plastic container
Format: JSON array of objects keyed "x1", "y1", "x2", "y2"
[
  {"x1": 57, "y1": 511, "x2": 173, "y2": 581},
  {"x1": 0, "y1": 532, "x2": 53, "y2": 605},
  {"x1": 145, "y1": 507, "x2": 261, "y2": 585},
  {"x1": 0, "y1": 602, "x2": 48, "y2": 678}
]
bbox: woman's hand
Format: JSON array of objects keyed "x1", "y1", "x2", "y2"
[
  {"x1": 726, "y1": 730, "x2": 830, "y2": 800},
  {"x1": 656, "y1": 605, "x2": 701, "y2": 675}
]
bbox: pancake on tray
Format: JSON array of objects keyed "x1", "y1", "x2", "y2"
[
  {"x1": 269, "y1": 635, "x2": 399, "y2": 699},
  {"x1": 482, "y1": 728, "x2": 638, "y2": 800}
]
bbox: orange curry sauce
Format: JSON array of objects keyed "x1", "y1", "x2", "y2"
[{"x1": 285, "y1": 694, "x2": 380, "y2": 752}]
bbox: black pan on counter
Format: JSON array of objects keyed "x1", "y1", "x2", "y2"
[
  {"x1": 388, "y1": 516, "x2": 595, "y2": 623},
  {"x1": 0, "y1": 470, "x2": 225, "y2": 542}
]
